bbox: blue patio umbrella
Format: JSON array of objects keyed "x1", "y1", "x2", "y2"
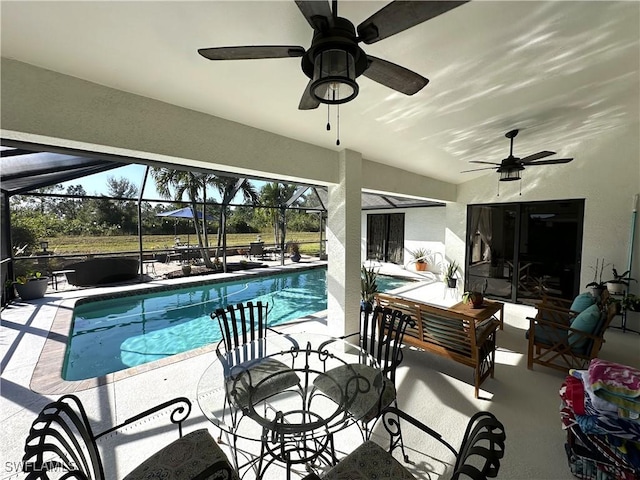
[{"x1": 157, "y1": 207, "x2": 214, "y2": 245}]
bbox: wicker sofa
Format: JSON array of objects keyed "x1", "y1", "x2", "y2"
[{"x1": 65, "y1": 256, "x2": 139, "y2": 286}]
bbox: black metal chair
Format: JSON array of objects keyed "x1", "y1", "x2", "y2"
[
  {"x1": 22, "y1": 394, "x2": 237, "y2": 480},
  {"x1": 302, "y1": 408, "x2": 506, "y2": 480},
  {"x1": 248, "y1": 242, "x2": 264, "y2": 260},
  {"x1": 312, "y1": 305, "x2": 415, "y2": 437},
  {"x1": 211, "y1": 301, "x2": 300, "y2": 423}
]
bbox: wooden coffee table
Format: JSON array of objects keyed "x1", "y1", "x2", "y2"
[{"x1": 448, "y1": 299, "x2": 505, "y2": 329}]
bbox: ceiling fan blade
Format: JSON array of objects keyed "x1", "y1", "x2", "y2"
[
  {"x1": 460, "y1": 167, "x2": 499, "y2": 173},
  {"x1": 299, "y1": 81, "x2": 322, "y2": 110},
  {"x1": 520, "y1": 151, "x2": 555, "y2": 163},
  {"x1": 470, "y1": 161, "x2": 501, "y2": 166},
  {"x1": 295, "y1": 0, "x2": 332, "y2": 29},
  {"x1": 357, "y1": 1, "x2": 468, "y2": 44},
  {"x1": 198, "y1": 46, "x2": 306, "y2": 60},
  {"x1": 362, "y1": 55, "x2": 428, "y2": 95},
  {"x1": 524, "y1": 158, "x2": 574, "y2": 166}
]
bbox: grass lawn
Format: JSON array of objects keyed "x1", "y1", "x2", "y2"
[{"x1": 43, "y1": 232, "x2": 323, "y2": 255}]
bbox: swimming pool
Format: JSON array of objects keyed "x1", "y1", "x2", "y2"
[{"x1": 63, "y1": 268, "x2": 416, "y2": 380}]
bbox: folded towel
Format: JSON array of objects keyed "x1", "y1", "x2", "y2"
[{"x1": 588, "y1": 358, "x2": 640, "y2": 417}]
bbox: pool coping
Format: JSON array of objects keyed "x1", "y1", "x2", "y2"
[{"x1": 30, "y1": 263, "x2": 327, "y2": 394}]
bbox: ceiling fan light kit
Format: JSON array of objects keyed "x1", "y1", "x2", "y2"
[
  {"x1": 310, "y1": 48, "x2": 359, "y2": 104},
  {"x1": 498, "y1": 166, "x2": 524, "y2": 182}
]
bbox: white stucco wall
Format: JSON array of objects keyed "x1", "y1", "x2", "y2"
[
  {"x1": 448, "y1": 122, "x2": 640, "y2": 296},
  {"x1": 361, "y1": 206, "x2": 447, "y2": 273}
]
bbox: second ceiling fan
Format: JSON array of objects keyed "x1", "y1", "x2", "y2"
[
  {"x1": 198, "y1": 0, "x2": 468, "y2": 110},
  {"x1": 461, "y1": 129, "x2": 574, "y2": 182}
]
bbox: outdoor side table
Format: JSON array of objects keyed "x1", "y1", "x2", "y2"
[{"x1": 448, "y1": 299, "x2": 505, "y2": 329}]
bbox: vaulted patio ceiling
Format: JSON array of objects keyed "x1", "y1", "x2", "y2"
[{"x1": 1, "y1": 2, "x2": 637, "y2": 185}]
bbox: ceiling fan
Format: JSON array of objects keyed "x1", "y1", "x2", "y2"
[
  {"x1": 198, "y1": 0, "x2": 468, "y2": 110},
  {"x1": 461, "y1": 129, "x2": 574, "y2": 182}
]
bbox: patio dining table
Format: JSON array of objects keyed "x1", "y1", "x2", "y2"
[{"x1": 197, "y1": 332, "x2": 382, "y2": 479}]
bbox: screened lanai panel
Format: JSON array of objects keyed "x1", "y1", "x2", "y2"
[
  {"x1": 0, "y1": 150, "x2": 125, "y2": 194},
  {"x1": 362, "y1": 192, "x2": 443, "y2": 210}
]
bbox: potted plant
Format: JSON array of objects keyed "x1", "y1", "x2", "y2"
[
  {"x1": 181, "y1": 261, "x2": 192, "y2": 276},
  {"x1": 585, "y1": 258, "x2": 610, "y2": 297},
  {"x1": 622, "y1": 293, "x2": 640, "y2": 312},
  {"x1": 605, "y1": 266, "x2": 636, "y2": 295},
  {"x1": 289, "y1": 242, "x2": 301, "y2": 263},
  {"x1": 408, "y1": 247, "x2": 430, "y2": 271},
  {"x1": 361, "y1": 264, "x2": 379, "y2": 311},
  {"x1": 14, "y1": 271, "x2": 49, "y2": 300},
  {"x1": 444, "y1": 260, "x2": 459, "y2": 288},
  {"x1": 462, "y1": 280, "x2": 488, "y2": 308}
]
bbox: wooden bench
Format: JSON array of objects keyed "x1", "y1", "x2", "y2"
[{"x1": 375, "y1": 293, "x2": 502, "y2": 398}]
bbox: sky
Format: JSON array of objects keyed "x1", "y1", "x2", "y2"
[
  {"x1": 59, "y1": 164, "x2": 267, "y2": 204},
  {"x1": 61, "y1": 164, "x2": 160, "y2": 198}
]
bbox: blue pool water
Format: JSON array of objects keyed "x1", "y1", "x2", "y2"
[{"x1": 63, "y1": 268, "x2": 415, "y2": 381}]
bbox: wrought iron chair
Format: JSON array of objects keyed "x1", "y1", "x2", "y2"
[
  {"x1": 302, "y1": 408, "x2": 506, "y2": 480},
  {"x1": 312, "y1": 305, "x2": 415, "y2": 438},
  {"x1": 211, "y1": 301, "x2": 300, "y2": 428},
  {"x1": 526, "y1": 290, "x2": 618, "y2": 372},
  {"x1": 22, "y1": 394, "x2": 237, "y2": 480}
]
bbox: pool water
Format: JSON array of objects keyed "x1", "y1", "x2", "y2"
[{"x1": 63, "y1": 268, "x2": 415, "y2": 380}]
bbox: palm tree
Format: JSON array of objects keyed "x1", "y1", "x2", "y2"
[
  {"x1": 208, "y1": 176, "x2": 259, "y2": 257},
  {"x1": 150, "y1": 168, "x2": 214, "y2": 268},
  {"x1": 258, "y1": 183, "x2": 298, "y2": 246}
]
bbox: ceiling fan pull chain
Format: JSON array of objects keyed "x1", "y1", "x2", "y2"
[
  {"x1": 497, "y1": 181, "x2": 500, "y2": 197},
  {"x1": 336, "y1": 103, "x2": 341, "y2": 146},
  {"x1": 519, "y1": 178, "x2": 522, "y2": 196},
  {"x1": 326, "y1": 104, "x2": 331, "y2": 131}
]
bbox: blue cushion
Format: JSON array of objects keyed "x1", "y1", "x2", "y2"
[
  {"x1": 569, "y1": 304, "x2": 601, "y2": 348},
  {"x1": 570, "y1": 293, "x2": 596, "y2": 313}
]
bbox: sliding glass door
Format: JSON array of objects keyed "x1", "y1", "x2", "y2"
[
  {"x1": 366, "y1": 213, "x2": 405, "y2": 264},
  {"x1": 466, "y1": 200, "x2": 584, "y2": 303}
]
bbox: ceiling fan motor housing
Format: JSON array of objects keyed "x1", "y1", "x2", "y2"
[{"x1": 302, "y1": 16, "x2": 368, "y2": 104}]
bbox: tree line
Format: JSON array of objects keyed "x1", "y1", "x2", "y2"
[{"x1": 10, "y1": 169, "x2": 323, "y2": 265}]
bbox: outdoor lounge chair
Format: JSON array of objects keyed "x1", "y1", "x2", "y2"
[
  {"x1": 22, "y1": 394, "x2": 237, "y2": 480},
  {"x1": 526, "y1": 290, "x2": 618, "y2": 372},
  {"x1": 302, "y1": 408, "x2": 506, "y2": 480}
]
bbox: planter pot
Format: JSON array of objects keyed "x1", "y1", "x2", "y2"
[
  {"x1": 589, "y1": 286, "x2": 605, "y2": 299},
  {"x1": 446, "y1": 278, "x2": 458, "y2": 289},
  {"x1": 606, "y1": 282, "x2": 625, "y2": 295},
  {"x1": 181, "y1": 265, "x2": 192, "y2": 275},
  {"x1": 415, "y1": 262, "x2": 427, "y2": 271},
  {"x1": 290, "y1": 253, "x2": 301, "y2": 263},
  {"x1": 464, "y1": 293, "x2": 484, "y2": 308},
  {"x1": 14, "y1": 278, "x2": 49, "y2": 300}
]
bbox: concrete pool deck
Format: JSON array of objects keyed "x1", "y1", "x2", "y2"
[{"x1": 5, "y1": 259, "x2": 637, "y2": 479}]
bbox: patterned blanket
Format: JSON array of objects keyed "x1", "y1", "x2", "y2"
[{"x1": 588, "y1": 358, "x2": 640, "y2": 417}]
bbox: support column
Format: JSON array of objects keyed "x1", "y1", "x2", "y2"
[{"x1": 327, "y1": 149, "x2": 362, "y2": 337}]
